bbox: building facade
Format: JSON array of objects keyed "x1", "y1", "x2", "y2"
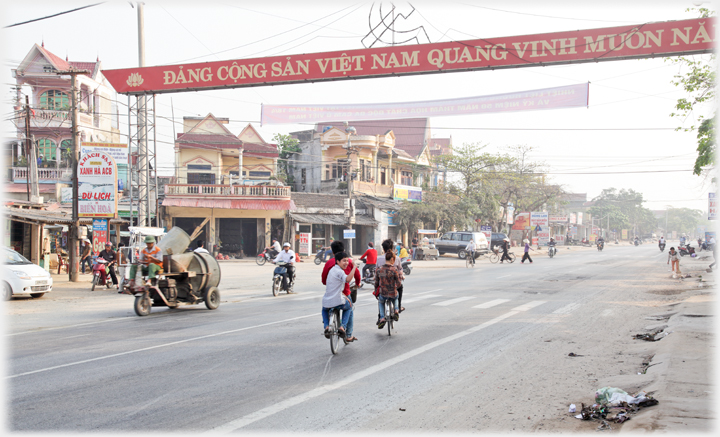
[{"x1": 161, "y1": 114, "x2": 293, "y2": 258}]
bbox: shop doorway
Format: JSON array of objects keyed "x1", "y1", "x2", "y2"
[
  {"x1": 218, "y1": 218, "x2": 257, "y2": 258},
  {"x1": 173, "y1": 218, "x2": 207, "y2": 247}
]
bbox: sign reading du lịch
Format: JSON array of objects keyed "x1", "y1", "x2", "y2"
[{"x1": 78, "y1": 152, "x2": 118, "y2": 218}]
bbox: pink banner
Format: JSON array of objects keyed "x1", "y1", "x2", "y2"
[{"x1": 261, "y1": 83, "x2": 588, "y2": 125}]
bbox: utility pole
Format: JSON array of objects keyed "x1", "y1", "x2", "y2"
[
  {"x1": 345, "y1": 125, "x2": 356, "y2": 255},
  {"x1": 24, "y1": 96, "x2": 31, "y2": 201},
  {"x1": 23, "y1": 97, "x2": 40, "y2": 203},
  {"x1": 57, "y1": 69, "x2": 88, "y2": 282}
]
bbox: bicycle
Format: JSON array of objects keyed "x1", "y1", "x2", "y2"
[
  {"x1": 491, "y1": 249, "x2": 516, "y2": 263},
  {"x1": 383, "y1": 298, "x2": 396, "y2": 336},
  {"x1": 465, "y1": 251, "x2": 476, "y2": 268},
  {"x1": 327, "y1": 307, "x2": 348, "y2": 354}
]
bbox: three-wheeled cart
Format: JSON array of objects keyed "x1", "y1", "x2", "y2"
[{"x1": 414, "y1": 230, "x2": 440, "y2": 260}]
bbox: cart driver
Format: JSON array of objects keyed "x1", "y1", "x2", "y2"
[{"x1": 128, "y1": 236, "x2": 164, "y2": 289}]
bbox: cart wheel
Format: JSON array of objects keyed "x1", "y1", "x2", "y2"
[
  {"x1": 134, "y1": 294, "x2": 151, "y2": 316},
  {"x1": 204, "y1": 287, "x2": 220, "y2": 310}
]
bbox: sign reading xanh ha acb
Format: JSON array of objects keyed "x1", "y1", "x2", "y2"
[{"x1": 78, "y1": 152, "x2": 118, "y2": 218}]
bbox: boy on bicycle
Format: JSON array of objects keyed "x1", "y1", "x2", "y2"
[
  {"x1": 375, "y1": 251, "x2": 401, "y2": 329},
  {"x1": 322, "y1": 252, "x2": 358, "y2": 341}
]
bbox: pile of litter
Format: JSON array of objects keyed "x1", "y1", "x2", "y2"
[
  {"x1": 633, "y1": 329, "x2": 669, "y2": 342},
  {"x1": 570, "y1": 387, "x2": 659, "y2": 430}
]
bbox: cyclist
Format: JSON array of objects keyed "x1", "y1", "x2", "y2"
[
  {"x1": 466, "y1": 238, "x2": 477, "y2": 265},
  {"x1": 375, "y1": 251, "x2": 401, "y2": 329},
  {"x1": 321, "y1": 240, "x2": 361, "y2": 342},
  {"x1": 359, "y1": 242, "x2": 377, "y2": 280},
  {"x1": 322, "y1": 251, "x2": 357, "y2": 340},
  {"x1": 374, "y1": 238, "x2": 405, "y2": 319}
]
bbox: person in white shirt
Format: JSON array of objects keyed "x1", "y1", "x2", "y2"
[
  {"x1": 273, "y1": 242, "x2": 296, "y2": 284},
  {"x1": 193, "y1": 240, "x2": 210, "y2": 254},
  {"x1": 322, "y1": 252, "x2": 357, "y2": 340},
  {"x1": 465, "y1": 239, "x2": 477, "y2": 265},
  {"x1": 266, "y1": 238, "x2": 281, "y2": 258}
]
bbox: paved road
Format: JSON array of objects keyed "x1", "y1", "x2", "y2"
[{"x1": 6, "y1": 242, "x2": 708, "y2": 432}]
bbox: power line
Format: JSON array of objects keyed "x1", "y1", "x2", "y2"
[{"x1": 3, "y1": 2, "x2": 106, "y2": 28}]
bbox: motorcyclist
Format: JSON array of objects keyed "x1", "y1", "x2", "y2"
[
  {"x1": 272, "y1": 243, "x2": 296, "y2": 288},
  {"x1": 659, "y1": 236, "x2": 666, "y2": 250},
  {"x1": 634, "y1": 236, "x2": 640, "y2": 245},
  {"x1": 359, "y1": 242, "x2": 377, "y2": 280},
  {"x1": 266, "y1": 238, "x2": 281, "y2": 259},
  {"x1": 597, "y1": 235, "x2": 605, "y2": 249},
  {"x1": 548, "y1": 237, "x2": 557, "y2": 256},
  {"x1": 680, "y1": 234, "x2": 687, "y2": 246},
  {"x1": 98, "y1": 242, "x2": 119, "y2": 289}
]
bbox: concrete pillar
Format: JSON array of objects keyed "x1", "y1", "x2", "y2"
[
  {"x1": 265, "y1": 217, "x2": 271, "y2": 249},
  {"x1": 209, "y1": 214, "x2": 217, "y2": 253},
  {"x1": 31, "y1": 224, "x2": 40, "y2": 265}
]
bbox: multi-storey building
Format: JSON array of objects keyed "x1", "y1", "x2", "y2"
[
  {"x1": 7, "y1": 43, "x2": 124, "y2": 202},
  {"x1": 161, "y1": 114, "x2": 293, "y2": 258}
]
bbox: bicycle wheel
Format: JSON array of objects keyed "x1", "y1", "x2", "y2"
[
  {"x1": 489, "y1": 253, "x2": 499, "y2": 263},
  {"x1": 330, "y1": 310, "x2": 340, "y2": 354},
  {"x1": 508, "y1": 253, "x2": 516, "y2": 263},
  {"x1": 387, "y1": 300, "x2": 393, "y2": 336},
  {"x1": 466, "y1": 256, "x2": 471, "y2": 268}
]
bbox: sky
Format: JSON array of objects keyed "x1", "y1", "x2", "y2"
[{"x1": 1, "y1": 0, "x2": 717, "y2": 216}]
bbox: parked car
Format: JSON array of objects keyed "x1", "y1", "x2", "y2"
[
  {"x1": 434, "y1": 231, "x2": 489, "y2": 259},
  {"x1": 1, "y1": 246, "x2": 53, "y2": 300},
  {"x1": 490, "y1": 232, "x2": 508, "y2": 250}
]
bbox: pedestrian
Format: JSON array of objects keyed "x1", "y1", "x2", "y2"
[
  {"x1": 668, "y1": 247, "x2": 680, "y2": 275},
  {"x1": 500, "y1": 237, "x2": 512, "y2": 263},
  {"x1": 194, "y1": 239, "x2": 210, "y2": 254},
  {"x1": 521, "y1": 238, "x2": 534, "y2": 264},
  {"x1": 411, "y1": 235, "x2": 418, "y2": 260},
  {"x1": 708, "y1": 243, "x2": 716, "y2": 271},
  {"x1": 80, "y1": 239, "x2": 93, "y2": 273}
]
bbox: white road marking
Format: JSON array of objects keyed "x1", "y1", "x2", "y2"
[
  {"x1": 472, "y1": 299, "x2": 510, "y2": 309},
  {"x1": 432, "y1": 296, "x2": 475, "y2": 307},
  {"x1": 498, "y1": 275, "x2": 511, "y2": 279},
  {"x1": 511, "y1": 301, "x2": 547, "y2": 312},
  {"x1": 552, "y1": 303, "x2": 582, "y2": 315},
  {"x1": 601, "y1": 309, "x2": 613, "y2": 317},
  {"x1": 206, "y1": 310, "x2": 521, "y2": 433},
  {"x1": 402, "y1": 294, "x2": 441, "y2": 304}
]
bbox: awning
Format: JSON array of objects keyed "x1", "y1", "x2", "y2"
[
  {"x1": 290, "y1": 213, "x2": 378, "y2": 226},
  {"x1": 162, "y1": 198, "x2": 296, "y2": 211},
  {"x1": 4, "y1": 207, "x2": 128, "y2": 225}
]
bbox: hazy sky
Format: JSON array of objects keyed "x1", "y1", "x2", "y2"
[{"x1": 1, "y1": 0, "x2": 717, "y2": 214}]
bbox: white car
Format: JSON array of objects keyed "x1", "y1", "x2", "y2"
[{"x1": 2, "y1": 247, "x2": 53, "y2": 300}]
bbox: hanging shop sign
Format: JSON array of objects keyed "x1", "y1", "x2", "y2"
[
  {"x1": 102, "y1": 18, "x2": 714, "y2": 95},
  {"x1": 92, "y1": 219, "x2": 108, "y2": 254},
  {"x1": 78, "y1": 152, "x2": 118, "y2": 218},
  {"x1": 393, "y1": 185, "x2": 422, "y2": 202},
  {"x1": 299, "y1": 233, "x2": 310, "y2": 256},
  {"x1": 709, "y1": 193, "x2": 716, "y2": 220},
  {"x1": 80, "y1": 142, "x2": 128, "y2": 166}
]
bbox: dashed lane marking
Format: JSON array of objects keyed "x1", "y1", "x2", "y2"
[
  {"x1": 472, "y1": 299, "x2": 510, "y2": 309},
  {"x1": 432, "y1": 296, "x2": 476, "y2": 307}
]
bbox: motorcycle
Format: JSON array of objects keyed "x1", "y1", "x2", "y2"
[
  {"x1": 597, "y1": 241, "x2": 604, "y2": 251},
  {"x1": 91, "y1": 257, "x2": 113, "y2": 290},
  {"x1": 314, "y1": 248, "x2": 326, "y2": 265},
  {"x1": 678, "y1": 244, "x2": 696, "y2": 257},
  {"x1": 634, "y1": 239, "x2": 640, "y2": 246},
  {"x1": 548, "y1": 246, "x2": 557, "y2": 258},
  {"x1": 355, "y1": 259, "x2": 376, "y2": 285},
  {"x1": 271, "y1": 261, "x2": 294, "y2": 296},
  {"x1": 401, "y1": 258, "x2": 413, "y2": 276},
  {"x1": 659, "y1": 242, "x2": 666, "y2": 252},
  {"x1": 256, "y1": 248, "x2": 276, "y2": 266}
]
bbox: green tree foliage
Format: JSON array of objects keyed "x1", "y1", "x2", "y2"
[
  {"x1": 668, "y1": 8, "x2": 715, "y2": 176},
  {"x1": 661, "y1": 207, "x2": 704, "y2": 236},
  {"x1": 590, "y1": 188, "x2": 657, "y2": 235},
  {"x1": 272, "y1": 133, "x2": 301, "y2": 187},
  {"x1": 396, "y1": 191, "x2": 472, "y2": 235}
]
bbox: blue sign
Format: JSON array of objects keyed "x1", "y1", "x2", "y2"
[
  {"x1": 535, "y1": 225, "x2": 542, "y2": 232},
  {"x1": 387, "y1": 211, "x2": 399, "y2": 226},
  {"x1": 343, "y1": 229, "x2": 356, "y2": 239}
]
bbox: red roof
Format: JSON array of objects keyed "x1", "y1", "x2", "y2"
[
  {"x1": 176, "y1": 133, "x2": 243, "y2": 150},
  {"x1": 69, "y1": 61, "x2": 97, "y2": 73},
  {"x1": 163, "y1": 198, "x2": 295, "y2": 211},
  {"x1": 39, "y1": 46, "x2": 70, "y2": 71},
  {"x1": 243, "y1": 142, "x2": 279, "y2": 158},
  {"x1": 316, "y1": 118, "x2": 429, "y2": 157}
]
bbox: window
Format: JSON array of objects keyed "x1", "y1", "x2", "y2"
[
  {"x1": 37, "y1": 139, "x2": 56, "y2": 160},
  {"x1": 187, "y1": 173, "x2": 216, "y2": 184},
  {"x1": 301, "y1": 168, "x2": 306, "y2": 184},
  {"x1": 401, "y1": 170, "x2": 413, "y2": 186},
  {"x1": 451, "y1": 233, "x2": 463, "y2": 241},
  {"x1": 39, "y1": 90, "x2": 69, "y2": 110},
  {"x1": 461, "y1": 234, "x2": 472, "y2": 241},
  {"x1": 60, "y1": 140, "x2": 72, "y2": 166},
  {"x1": 188, "y1": 164, "x2": 212, "y2": 171}
]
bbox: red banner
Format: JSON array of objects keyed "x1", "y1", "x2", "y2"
[
  {"x1": 102, "y1": 18, "x2": 714, "y2": 95},
  {"x1": 261, "y1": 83, "x2": 588, "y2": 124}
]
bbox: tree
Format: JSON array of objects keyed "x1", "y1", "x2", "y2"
[
  {"x1": 668, "y1": 8, "x2": 715, "y2": 176},
  {"x1": 663, "y1": 207, "x2": 704, "y2": 236},
  {"x1": 396, "y1": 191, "x2": 473, "y2": 235},
  {"x1": 591, "y1": 188, "x2": 657, "y2": 236},
  {"x1": 272, "y1": 133, "x2": 301, "y2": 187}
]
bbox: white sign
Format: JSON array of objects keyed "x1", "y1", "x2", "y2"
[
  {"x1": 570, "y1": 213, "x2": 577, "y2": 224},
  {"x1": 343, "y1": 229, "x2": 356, "y2": 239},
  {"x1": 709, "y1": 193, "x2": 716, "y2": 220},
  {"x1": 577, "y1": 212, "x2": 583, "y2": 225},
  {"x1": 537, "y1": 230, "x2": 550, "y2": 246},
  {"x1": 78, "y1": 152, "x2": 118, "y2": 218},
  {"x1": 549, "y1": 214, "x2": 568, "y2": 223},
  {"x1": 80, "y1": 142, "x2": 128, "y2": 165},
  {"x1": 530, "y1": 212, "x2": 549, "y2": 228},
  {"x1": 299, "y1": 233, "x2": 310, "y2": 256},
  {"x1": 61, "y1": 187, "x2": 73, "y2": 204},
  {"x1": 507, "y1": 206, "x2": 515, "y2": 224}
]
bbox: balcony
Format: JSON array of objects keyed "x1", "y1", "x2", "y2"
[
  {"x1": 164, "y1": 184, "x2": 291, "y2": 199},
  {"x1": 12, "y1": 167, "x2": 72, "y2": 183},
  {"x1": 353, "y1": 180, "x2": 393, "y2": 198}
]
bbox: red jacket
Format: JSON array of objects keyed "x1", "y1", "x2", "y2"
[
  {"x1": 360, "y1": 248, "x2": 377, "y2": 264},
  {"x1": 321, "y1": 258, "x2": 361, "y2": 296}
]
